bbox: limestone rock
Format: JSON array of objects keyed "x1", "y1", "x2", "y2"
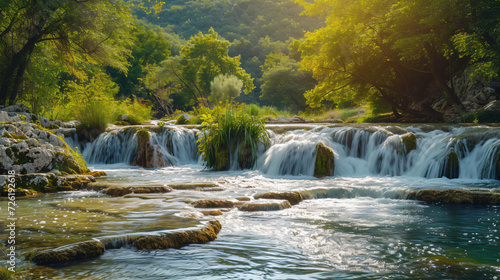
[
  {"x1": 134, "y1": 221, "x2": 222, "y2": 250},
  {"x1": 237, "y1": 199, "x2": 292, "y2": 211},
  {"x1": 314, "y1": 142, "x2": 335, "y2": 178},
  {"x1": 105, "y1": 187, "x2": 133, "y2": 197},
  {"x1": 442, "y1": 150, "x2": 460, "y2": 179},
  {"x1": 32, "y1": 240, "x2": 105, "y2": 265},
  {"x1": 408, "y1": 189, "x2": 500, "y2": 205},
  {"x1": 401, "y1": 132, "x2": 417, "y2": 154},
  {"x1": 200, "y1": 210, "x2": 223, "y2": 216},
  {"x1": 254, "y1": 191, "x2": 304, "y2": 205},
  {"x1": 192, "y1": 199, "x2": 234, "y2": 208}
]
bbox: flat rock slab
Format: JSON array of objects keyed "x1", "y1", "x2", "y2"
[
  {"x1": 254, "y1": 191, "x2": 304, "y2": 205},
  {"x1": 408, "y1": 189, "x2": 500, "y2": 205},
  {"x1": 237, "y1": 199, "x2": 292, "y2": 211},
  {"x1": 192, "y1": 199, "x2": 234, "y2": 208},
  {"x1": 32, "y1": 221, "x2": 222, "y2": 265},
  {"x1": 168, "y1": 183, "x2": 223, "y2": 191}
]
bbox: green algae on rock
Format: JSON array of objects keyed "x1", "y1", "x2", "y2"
[
  {"x1": 32, "y1": 240, "x2": 105, "y2": 266},
  {"x1": 314, "y1": 141, "x2": 335, "y2": 178},
  {"x1": 408, "y1": 189, "x2": 500, "y2": 205},
  {"x1": 237, "y1": 199, "x2": 292, "y2": 211},
  {"x1": 191, "y1": 199, "x2": 235, "y2": 208}
]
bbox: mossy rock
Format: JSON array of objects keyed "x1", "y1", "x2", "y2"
[
  {"x1": 442, "y1": 150, "x2": 460, "y2": 179},
  {"x1": 86, "y1": 171, "x2": 107, "y2": 178},
  {"x1": 254, "y1": 191, "x2": 304, "y2": 205},
  {"x1": 32, "y1": 240, "x2": 105, "y2": 266},
  {"x1": 105, "y1": 187, "x2": 133, "y2": 197},
  {"x1": 200, "y1": 210, "x2": 223, "y2": 216},
  {"x1": 133, "y1": 221, "x2": 221, "y2": 250},
  {"x1": 313, "y1": 142, "x2": 335, "y2": 178},
  {"x1": 401, "y1": 132, "x2": 417, "y2": 154},
  {"x1": 168, "y1": 183, "x2": 221, "y2": 191},
  {"x1": 135, "y1": 128, "x2": 151, "y2": 168},
  {"x1": 175, "y1": 114, "x2": 189, "y2": 125},
  {"x1": 133, "y1": 186, "x2": 173, "y2": 194},
  {"x1": 191, "y1": 199, "x2": 234, "y2": 208},
  {"x1": 408, "y1": 189, "x2": 500, "y2": 205}
]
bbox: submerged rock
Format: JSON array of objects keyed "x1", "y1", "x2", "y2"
[
  {"x1": 237, "y1": 199, "x2": 292, "y2": 211},
  {"x1": 408, "y1": 189, "x2": 500, "y2": 205},
  {"x1": 134, "y1": 220, "x2": 222, "y2": 250},
  {"x1": 168, "y1": 183, "x2": 221, "y2": 190},
  {"x1": 192, "y1": 199, "x2": 234, "y2": 208},
  {"x1": 86, "y1": 170, "x2": 107, "y2": 178},
  {"x1": 92, "y1": 184, "x2": 173, "y2": 196},
  {"x1": 32, "y1": 240, "x2": 105, "y2": 266},
  {"x1": 254, "y1": 191, "x2": 304, "y2": 205},
  {"x1": 0, "y1": 173, "x2": 94, "y2": 194},
  {"x1": 105, "y1": 187, "x2": 133, "y2": 197},
  {"x1": 314, "y1": 142, "x2": 335, "y2": 178}
]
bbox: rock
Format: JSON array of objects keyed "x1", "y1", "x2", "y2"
[
  {"x1": 264, "y1": 116, "x2": 314, "y2": 124},
  {"x1": 481, "y1": 87, "x2": 496, "y2": 95},
  {"x1": 192, "y1": 199, "x2": 234, "y2": 208},
  {"x1": 104, "y1": 187, "x2": 133, "y2": 197},
  {"x1": 175, "y1": 114, "x2": 190, "y2": 125},
  {"x1": 314, "y1": 142, "x2": 335, "y2": 178},
  {"x1": 401, "y1": 132, "x2": 417, "y2": 154},
  {"x1": 200, "y1": 210, "x2": 223, "y2": 216},
  {"x1": 235, "y1": 196, "x2": 252, "y2": 201},
  {"x1": 32, "y1": 240, "x2": 105, "y2": 266},
  {"x1": 134, "y1": 221, "x2": 222, "y2": 250},
  {"x1": 481, "y1": 100, "x2": 500, "y2": 112},
  {"x1": 168, "y1": 183, "x2": 220, "y2": 190},
  {"x1": 133, "y1": 186, "x2": 173, "y2": 194},
  {"x1": 237, "y1": 199, "x2": 292, "y2": 211},
  {"x1": 254, "y1": 191, "x2": 304, "y2": 205},
  {"x1": 86, "y1": 170, "x2": 107, "y2": 178},
  {"x1": 442, "y1": 151, "x2": 460, "y2": 179},
  {"x1": 408, "y1": 189, "x2": 500, "y2": 205},
  {"x1": 0, "y1": 173, "x2": 93, "y2": 195},
  {"x1": 134, "y1": 128, "x2": 151, "y2": 168},
  {"x1": 1, "y1": 103, "x2": 30, "y2": 113}
]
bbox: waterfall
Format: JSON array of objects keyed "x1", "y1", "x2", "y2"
[
  {"x1": 79, "y1": 126, "x2": 200, "y2": 165},
  {"x1": 71, "y1": 124, "x2": 500, "y2": 179}
]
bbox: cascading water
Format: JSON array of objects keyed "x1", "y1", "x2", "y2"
[
  {"x1": 73, "y1": 124, "x2": 500, "y2": 179},
  {"x1": 79, "y1": 126, "x2": 200, "y2": 166}
]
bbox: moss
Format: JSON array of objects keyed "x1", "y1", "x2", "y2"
[
  {"x1": 314, "y1": 142, "x2": 335, "y2": 178},
  {"x1": 443, "y1": 150, "x2": 460, "y2": 179},
  {"x1": 2, "y1": 131, "x2": 12, "y2": 138},
  {"x1": 48, "y1": 123, "x2": 60, "y2": 129},
  {"x1": 2, "y1": 131, "x2": 26, "y2": 140},
  {"x1": 135, "y1": 128, "x2": 151, "y2": 167},
  {"x1": 17, "y1": 114, "x2": 26, "y2": 121},
  {"x1": 133, "y1": 221, "x2": 221, "y2": 250},
  {"x1": 5, "y1": 148, "x2": 12, "y2": 158},
  {"x1": 254, "y1": 191, "x2": 304, "y2": 205},
  {"x1": 408, "y1": 189, "x2": 500, "y2": 205},
  {"x1": 32, "y1": 240, "x2": 105, "y2": 266},
  {"x1": 57, "y1": 135, "x2": 90, "y2": 174},
  {"x1": 175, "y1": 114, "x2": 189, "y2": 125},
  {"x1": 401, "y1": 133, "x2": 417, "y2": 154},
  {"x1": 167, "y1": 183, "x2": 219, "y2": 190}
]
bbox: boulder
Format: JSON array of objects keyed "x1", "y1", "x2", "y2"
[
  {"x1": 254, "y1": 191, "x2": 304, "y2": 205},
  {"x1": 32, "y1": 240, "x2": 105, "y2": 266},
  {"x1": 401, "y1": 132, "x2": 417, "y2": 154},
  {"x1": 442, "y1": 150, "x2": 460, "y2": 179},
  {"x1": 1, "y1": 103, "x2": 30, "y2": 113},
  {"x1": 192, "y1": 199, "x2": 234, "y2": 208},
  {"x1": 314, "y1": 142, "x2": 335, "y2": 178},
  {"x1": 134, "y1": 128, "x2": 151, "y2": 168}
]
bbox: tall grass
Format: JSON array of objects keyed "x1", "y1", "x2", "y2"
[
  {"x1": 75, "y1": 101, "x2": 110, "y2": 142},
  {"x1": 198, "y1": 105, "x2": 269, "y2": 170}
]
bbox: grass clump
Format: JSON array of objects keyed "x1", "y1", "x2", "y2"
[
  {"x1": 75, "y1": 101, "x2": 109, "y2": 142},
  {"x1": 198, "y1": 105, "x2": 269, "y2": 171}
]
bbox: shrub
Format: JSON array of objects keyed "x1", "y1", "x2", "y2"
[
  {"x1": 198, "y1": 105, "x2": 269, "y2": 170},
  {"x1": 76, "y1": 101, "x2": 110, "y2": 142}
]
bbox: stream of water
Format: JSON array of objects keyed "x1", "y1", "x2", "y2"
[{"x1": 2, "y1": 124, "x2": 500, "y2": 279}]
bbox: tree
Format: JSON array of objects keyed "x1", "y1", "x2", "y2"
[
  {"x1": 0, "y1": 0, "x2": 132, "y2": 106},
  {"x1": 296, "y1": 0, "x2": 495, "y2": 119},
  {"x1": 210, "y1": 74, "x2": 244, "y2": 104},
  {"x1": 260, "y1": 53, "x2": 314, "y2": 111},
  {"x1": 178, "y1": 28, "x2": 254, "y2": 107}
]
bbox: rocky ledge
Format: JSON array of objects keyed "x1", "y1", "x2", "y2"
[
  {"x1": 32, "y1": 221, "x2": 222, "y2": 265},
  {"x1": 408, "y1": 189, "x2": 500, "y2": 205}
]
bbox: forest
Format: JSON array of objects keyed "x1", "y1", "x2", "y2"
[{"x1": 1, "y1": 0, "x2": 499, "y2": 124}]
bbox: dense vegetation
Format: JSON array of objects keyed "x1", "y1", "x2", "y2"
[{"x1": 1, "y1": 0, "x2": 499, "y2": 123}]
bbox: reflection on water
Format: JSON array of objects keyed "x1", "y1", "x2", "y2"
[{"x1": 2, "y1": 165, "x2": 499, "y2": 279}]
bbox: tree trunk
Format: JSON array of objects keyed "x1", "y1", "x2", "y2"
[{"x1": 424, "y1": 42, "x2": 466, "y2": 114}]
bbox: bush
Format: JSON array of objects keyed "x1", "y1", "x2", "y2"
[
  {"x1": 198, "y1": 105, "x2": 269, "y2": 170},
  {"x1": 76, "y1": 101, "x2": 110, "y2": 142}
]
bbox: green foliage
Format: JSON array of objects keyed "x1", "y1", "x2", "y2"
[
  {"x1": 198, "y1": 105, "x2": 269, "y2": 170},
  {"x1": 76, "y1": 101, "x2": 110, "y2": 142},
  {"x1": 210, "y1": 74, "x2": 244, "y2": 104},
  {"x1": 461, "y1": 111, "x2": 500, "y2": 123}
]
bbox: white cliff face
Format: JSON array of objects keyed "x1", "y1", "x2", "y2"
[{"x1": 0, "y1": 122, "x2": 87, "y2": 175}]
